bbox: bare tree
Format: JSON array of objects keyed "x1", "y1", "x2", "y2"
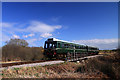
[{"x1": 6, "y1": 39, "x2": 28, "y2": 47}]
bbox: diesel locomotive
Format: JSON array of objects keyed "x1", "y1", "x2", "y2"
[{"x1": 44, "y1": 38, "x2": 99, "y2": 59}]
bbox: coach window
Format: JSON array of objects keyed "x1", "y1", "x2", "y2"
[
  {"x1": 75, "y1": 46, "x2": 77, "y2": 49},
  {"x1": 81, "y1": 46, "x2": 83, "y2": 49},
  {"x1": 64, "y1": 44, "x2": 66, "y2": 48},
  {"x1": 80, "y1": 46, "x2": 81, "y2": 49},
  {"x1": 68, "y1": 44, "x2": 70, "y2": 48},
  {"x1": 64, "y1": 44, "x2": 67, "y2": 48},
  {"x1": 73, "y1": 45, "x2": 75, "y2": 49},
  {"x1": 62, "y1": 43, "x2": 64, "y2": 48},
  {"x1": 58, "y1": 43, "x2": 60, "y2": 48},
  {"x1": 77, "y1": 46, "x2": 79, "y2": 49},
  {"x1": 83, "y1": 46, "x2": 85, "y2": 49},
  {"x1": 67, "y1": 44, "x2": 69, "y2": 48},
  {"x1": 82, "y1": 46, "x2": 84, "y2": 49},
  {"x1": 75, "y1": 45, "x2": 78, "y2": 49},
  {"x1": 72, "y1": 45, "x2": 74, "y2": 48},
  {"x1": 53, "y1": 44, "x2": 56, "y2": 48},
  {"x1": 70, "y1": 44, "x2": 72, "y2": 48},
  {"x1": 67, "y1": 44, "x2": 70, "y2": 48},
  {"x1": 65, "y1": 44, "x2": 67, "y2": 48},
  {"x1": 66, "y1": 44, "x2": 69, "y2": 48}
]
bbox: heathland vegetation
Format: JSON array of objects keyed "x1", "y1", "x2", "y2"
[
  {"x1": 2, "y1": 51, "x2": 120, "y2": 79},
  {"x1": 2, "y1": 39, "x2": 44, "y2": 62}
]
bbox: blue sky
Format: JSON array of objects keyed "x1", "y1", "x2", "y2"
[{"x1": 1, "y1": 2, "x2": 118, "y2": 49}]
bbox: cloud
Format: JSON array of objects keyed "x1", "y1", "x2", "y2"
[
  {"x1": 23, "y1": 21, "x2": 62, "y2": 33},
  {"x1": 26, "y1": 38, "x2": 37, "y2": 46},
  {"x1": 2, "y1": 21, "x2": 62, "y2": 34},
  {"x1": 17, "y1": 21, "x2": 62, "y2": 39},
  {"x1": 12, "y1": 34, "x2": 20, "y2": 39},
  {"x1": 0, "y1": 22, "x2": 16, "y2": 28},
  {"x1": 72, "y1": 39, "x2": 118, "y2": 50},
  {"x1": 40, "y1": 33, "x2": 52, "y2": 38},
  {"x1": 1, "y1": 21, "x2": 62, "y2": 46},
  {"x1": 23, "y1": 33, "x2": 35, "y2": 38}
]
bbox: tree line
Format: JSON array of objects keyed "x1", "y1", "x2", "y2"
[{"x1": 2, "y1": 39, "x2": 45, "y2": 62}]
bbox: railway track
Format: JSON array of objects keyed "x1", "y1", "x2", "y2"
[
  {"x1": 1, "y1": 59, "x2": 62, "y2": 67},
  {"x1": 1, "y1": 55, "x2": 103, "y2": 68}
]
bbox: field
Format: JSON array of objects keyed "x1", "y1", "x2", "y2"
[{"x1": 1, "y1": 51, "x2": 120, "y2": 80}]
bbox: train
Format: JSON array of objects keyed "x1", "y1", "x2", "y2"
[{"x1": 44, "y1": 38, "x2": 99, "y2": 60}]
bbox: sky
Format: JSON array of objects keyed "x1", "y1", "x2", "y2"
[{"x1": 1, "y1": 2, "x2": 118, "y2": 50}]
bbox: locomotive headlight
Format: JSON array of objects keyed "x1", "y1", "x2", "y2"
[{"x1": 54, "y1": 52, "x2": 56, "y2": 55}]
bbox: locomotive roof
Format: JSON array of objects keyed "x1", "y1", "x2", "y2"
[
  {"x1": 47, "y1": 38, "x2": 86, "y2": 46},
  {"x1": 47, "y1": 38, "x2": 98, "y2": 48}
]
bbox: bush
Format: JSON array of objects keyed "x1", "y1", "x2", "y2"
[
  {"x1": 2, "y1": 45, "x2": 45, "y2": 61},
  {"x1": 76, "y1": 53, "x2": 120, "y2": 79}
]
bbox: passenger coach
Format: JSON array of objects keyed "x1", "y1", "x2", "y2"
[{"x1": 44, "y1": 38, "x2": 99, "y2": 59}]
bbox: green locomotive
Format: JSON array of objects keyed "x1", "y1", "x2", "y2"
[{"x1": 44, "y1": 38, "x2": 99, "y2": 59}]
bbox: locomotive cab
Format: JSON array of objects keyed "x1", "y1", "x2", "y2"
[{"x1": 44, "y1": 38, "x2": 57, "y2": 58}]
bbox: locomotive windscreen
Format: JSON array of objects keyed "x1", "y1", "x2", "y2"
[{"x1": 44, "y1": 41, "x2": 57, "y2": 49}]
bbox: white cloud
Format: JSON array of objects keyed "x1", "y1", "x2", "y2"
[
  {"x1": 15, "y1": 21, "x2": 62, "y2": 39},
  {"x1": 2, "y1": 21, "x2": 62, "y2": 40},
  {"x1": 54, "y1": 26, "x2": 61, "y2": 29},
  {"x1": 40, "y1": 33, "x2": 52, "y2": 38},
  {"x1": 0, "y1": 22, "x2": 16, "y2": 28},
  {"x1": 72, "y1": 39, "x2": 118, "y2": 50},
  {"x1": 23, "y1": 21, "x2": 62, "y2": 33},
  {"x1": 23, "y1": 33, "x2": 35, "y2": 38},
  {"x1": 12, "y1": 34, "x2": 20, "y2": 39},
  {"x1": 26, "y1": 38, "x2": 37, "y2": 46},
  {"x1": 1, "y1": 21, "x2": 62, "y2": 47}
]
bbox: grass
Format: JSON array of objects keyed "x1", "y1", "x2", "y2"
[
  {"x1": 2, "y1": 62, "x2": 107, "y2": 78},
  {"x1": 2, "y1": 52, "x2": 119, "y2": 79},
  {"x1": 13, "y1": 68, "x2": 20, "y2": 71},
  {"x1": 76, "y1": 52, "x2": 120, "y2": 80}
]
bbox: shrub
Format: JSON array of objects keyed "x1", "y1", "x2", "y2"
[
  {"x1": 76, "y1": 53, "x2": 120, "y2": 79},
  {"x1": 2, "y1": 45, "x2": 45, "y2": 61}
]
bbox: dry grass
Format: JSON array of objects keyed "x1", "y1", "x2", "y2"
[
  {"x1": 2, "y1": 52, "x2": 119, "y2": 79},
  {"x1": 99, "y1": 50, "x2": 116, "y2": 55},
  {"x1": 2, "y1": 62, "x2": 107, "y2": 79},
  {"x1": 1, "y1": 60, "x2": 22, "y2": 63},
  {"x1": 80, "y1": 52, "x2": 120, "y2": 80}
]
